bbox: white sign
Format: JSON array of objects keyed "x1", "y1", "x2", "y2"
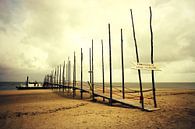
[{"x1": 131, "y1": 63, "x2": 161, "y2": 71}]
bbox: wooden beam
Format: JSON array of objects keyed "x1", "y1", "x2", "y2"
[
  {"x1": 26, "y1": 76, "x2": 29, "y2": 87},
  {"x1": 108, "y1": 23, "x2": 112, "y2": 105},
  {"x1": 130, "y1": 9, "x2": 144, "y2": 109},
  {"x1": 73, "y1": 52, "x2": 76, "y2": 98},
  {"x1": 54, "y1": 68, "x2": 56, "y2": 88},
  {"x1": 121, "y1": 28, "x2": 125, "y2": 99},
  {"x1": 101, "y1": 40, "x2": 105, "y2": 101},
  {"x1": 57, "y1": 66, "x2": 59, "y2": 86},
  {"x1": 59, "y1": 64, "x2": 61, "y2": 91},
  {"x1": 63, "y1": 60, "x2": 65, "y2": 92},
  {"x1": 149, "y1": 6, "x2": 157, "y2": 108},
  {"x1": 89, "y1": 48, "x2": 92, "y2": 85},
  {"x1": 81, "y1": 48, "x2": 83, "y2": 99},
  {"x1": 68, "y1": 58, "x2": 71, "y2": 92},
  {"x1": 92, "y1": 39, "x2": 95, "y2": 101}
]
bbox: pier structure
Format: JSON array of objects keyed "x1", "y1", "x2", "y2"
[{"x1": 44, "y1": 7, "x2": 159, "y2": 111}]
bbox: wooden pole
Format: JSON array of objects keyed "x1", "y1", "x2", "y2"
[
  {"x1": 63, "y1": 61, "x2": 65, "y2": 92},
  {"x1": 130, "y1": 9, "x2": 144, "y2": 109},
  {"x1": 53, "y1": 69, "x2": 55, "y2": 89},
  {"x1": 108, "y1": 23, "x2": 112, "y2": 105},
  {"x1": 54, "y1": 68, "x2": 56, "y2": 88},
  {"x1": 73, "y1": 54, "x2": 74, "y2": 97},
  {"x1": 68, "y1": 58, "x2": 71, "y2": 92},
  {"x1": 51, "y1": 71, "x2": 53, "y2": 88},
  {"x1": 101, "y1": 40, "x2": 105, "y2": 101},
  {"x1": 89, "y1": 48, "x2": 92, "y2": 85},
  {"x1": 121, "y1": 28, "x2": 125, "y2": 99},
  {"x1": 59, "y1": 64, "x2": 61, "y2": 91},
  {"x1": 73, "y1": 52, "x2": 76, "y2": 98},
  {"x1": 26, "y1": 76, "x2": 29, "y2": 87},
  {"x1": 57, "y1": 66, "x2": 59, "y2": 88},
  {"x1": 92, "y1": 39, "x2": 95, "y2": 101},
  {"x1": 66, "y1": 63, "x2": 68, "y2": 89},
  {"x1": 149, "y1": 6, "x2": 157, "y2": 108},
  {"x1": 51, "y1": 70, "x2": 53, "y2": 89},
  {"x1": 75, "y1": 52, "x2": 76, "y2": 97},
  {"x1": 81, "y1": 48, "x2": 83, "y2": 99}
]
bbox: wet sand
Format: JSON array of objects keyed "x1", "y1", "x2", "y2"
[{"x1": 0, "y1": 88, "x2": 195, "y2": 129}]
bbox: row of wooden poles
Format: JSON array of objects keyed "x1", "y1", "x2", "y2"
[{"x1": 44, "y1": 7, "x2": 157, "y2": 109}]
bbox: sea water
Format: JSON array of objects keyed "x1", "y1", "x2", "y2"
[
  {"x1": 0, "y1": 82, "x2": 195, "y2": 91},
  {"x1": 0, "y1": 82, "x2": 24, "y2": 90}
]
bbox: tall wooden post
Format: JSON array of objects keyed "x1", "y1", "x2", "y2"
[
  {"x1": 59, "y1": 64, "x2": 61, "y2": 91},
  {"x1": 149, "y1": 7, "x2": 157, "y2": 108},
  {"x1": 108, "y1": 23, "x2": 112, "y2": 105},
  {"x1": 51, "y1": 71, "x2": 53, "y2": 88},
  {"x1": 130, "y1": 9, "x2": 144, "y2": 109},
  {"x1": 63, "y1": 61, "x2": 65, "y2": 92},
  {"x1": 81, "y1": 48, "x2": 83, "y2": 99},
  {"x1": 57, "y1": 66, "x2": 59, "y2": 88},
  {"x1": 89, "y1": 48, "x2": 92, "y2": 86},
  {"x1": 51, "y1": 70, "x2": 53, "y2": 89},
  {"x1": 121, "y1": 28, "x2": 125, "y2": 99},
  {"x1": 68, "y1": 58, "x2": 71, "y2": 92},
  {"x1": 92, "y1": 39, "x2": 95, "y2": 101},
  {"x1": 53, "y1": 69, "x2": 55, "y2": 88},
  {"x1": 73, "y1": 52, "x2": 76, "y2": 98},
  {"x1": 54, "y1": 68, "x2": 56, "y2": 88},
  {"x1": 26, "y1": 76, "x2": 29, "y2": 87},
  {"x1": 101, "y1": 40, "x2": 105, "y2": 101},
  {"x1": 66, "y1": 63, "x2": 68, "y2": 89},
  {"x1": 73, "y1": 55, "x2": 74, "y2": 97},
  {"x1": 75, "y1": 52, "x2": 76, "y2": 96}
]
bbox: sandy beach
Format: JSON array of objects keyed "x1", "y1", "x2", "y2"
[{"x1": 0, "y1": 88, "x2": 195, "y2": 129}]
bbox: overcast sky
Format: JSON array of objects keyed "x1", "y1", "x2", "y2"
[{"x1": 0, "y1": 0, "x2": 195, "y2": 82}]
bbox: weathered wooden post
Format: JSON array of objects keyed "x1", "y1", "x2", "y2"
[
  {"x1": 74, "y1": 52, "x2": 76, "y2": 97},
  {"x1": 26, "y1": 76, "x2": 29, "y2": 87},
  {"x1": 59, "y1": 64, "x2": 61, "y2": 91},
  {"x1": 81, "y1": 48, "x2": 83, "y2": 99},
  {"x1": 56, "y1": 66, "x2": 59, "y2": 89},
  {"x1": 54, "y1": 68, "x2": 56, "y2": 89},
  {"x1": 51, "y1": 71, "x2": 53, "y2": 88},
  {"x1": 108, "y1": 23, "x2": 113, "y2": 105},
  {"x1": 101, "y1": 40, "x2": 105, "y2": 101},
  {"x1": 89, "y1": 48, "x2": 92, "y2": 85},
  {"x1": 73, "y1": 53, "x2": 75, "y2": 97},
  {"x1": 149, "y1": 6, "x2": 157, "y2": 108},
  {"x1": 53, "y1": 69, "x2": 55, "y2": 89},
  {"x1": 66, "y1": 63, "x2": 68, "y2": 90},
  {"x1": 121, "y1": 28, "x2": 125, "y2": 99},
  {"x1": 51, "y1": 70, "x2": 54, "y2": 89},
  {"x1": 68, "y1": 58, "x2": 71, "y2": 92},
  {"x1": 130, "y1": 9, "x2": 144, "y2": 109},
  {"x1": 62, "y1": 61, "x2": 65, "y2": 92},
  {"x1": 92, "y1": 39, "x2": 95, "y2": 101},
  {"x1": 73, "y1": 52, "x2": 76, "y2": 98}
]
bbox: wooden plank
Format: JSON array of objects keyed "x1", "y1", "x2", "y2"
[{"x1": 51, "y1": 83, "x2": 159, "y2": 112}]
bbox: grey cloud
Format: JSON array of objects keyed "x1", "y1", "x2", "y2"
[{"x1": 0, "y1": 27, "x2": 6, "y2": 33}]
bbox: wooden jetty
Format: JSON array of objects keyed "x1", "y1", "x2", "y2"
[{"x1": 43, "y1": 7, "x2": 160, "y2": 112}]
